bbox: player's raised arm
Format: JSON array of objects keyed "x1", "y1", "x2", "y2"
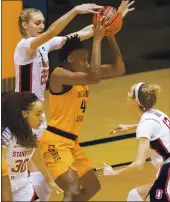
[
  {"x1": 27, "y1": 4, "x2": 103, "y2": 55},
  {"x1": 49, "y1": 16, "x2": 109, "y2": 92},
  {"x1": 99, "y1": 0, "x2": 135, "y2": 79}
]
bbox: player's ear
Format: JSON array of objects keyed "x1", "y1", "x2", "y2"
[
  {"x1": 67, "y1": 54, "x2": 75, "y2": 63},
  {"x1": 22, "y1": 21, "x2": 28, "y2": 31},
  {"x1": 22, "y1": 110, "x2": 28, "y2": 119}
]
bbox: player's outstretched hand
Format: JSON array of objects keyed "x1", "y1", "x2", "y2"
[
  {"x1": 103, "y1": 163, "x2": 117, "y2": 176},
  {"x1": 118, "y1": 0, "x2": 135, "y2": 18},
  {"x1": 75, "y1": 4, "x2": 103, "y2": 14},
  {"x1": 109, "y1": 124, "x2": 130, "y2": 134}
]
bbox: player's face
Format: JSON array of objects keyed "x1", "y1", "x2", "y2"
[
  {"x1": 24, "y1": 12, "x2": 45, "y2": 37},
  {"x1": 24, "y1": 100, "x2": 44, "y2": 129},
  {"x1": 70, "y1": 49, "x2": 89, "y2": 72}
]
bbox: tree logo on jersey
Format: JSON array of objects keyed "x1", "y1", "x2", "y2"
[
  {"x1": 42, "y1": 46, "x2": 46, "y2": 51},
  {"x1": 155, "y1": 189, "x2": 163, "y2": 199}
]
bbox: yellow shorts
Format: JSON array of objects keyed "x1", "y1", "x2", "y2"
[{"x1": 39, "y1": 130, "x2": 92, "y2": 180}]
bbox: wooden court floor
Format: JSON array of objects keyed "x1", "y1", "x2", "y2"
[{"x1": 43, "y1": 69, "x2": 170, "y2": 201}]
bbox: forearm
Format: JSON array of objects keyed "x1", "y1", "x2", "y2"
[
  {"x1": 48, "y1": 8, "x2": 77, "y2": 37},
  {"x1": 2, "y1": 176, "x2": 13, "y2": 201},
  {"x1": 107, "y1": 35, "x2": 125, "y2": 74},
  {"x1": 127, "y1": 124, "x2": 138, "y2": 130},
  {"x1": 88, "y1": 39, "x2": 101, "y2": 80},
  {"x1": 32, "y1": 147, "x2": 50, "y2": 180},
  {"x1": 65, "y1": 24, "x2": 94, "y2": 42},
  {"x1": 114, "y1": 161, "x2": 143, "y2": 175},
  {"x1": 77, "y1": 24, "x2": 94, "y2": 41}
]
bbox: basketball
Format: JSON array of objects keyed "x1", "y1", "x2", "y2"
[{"x1": 93, "y1": 6, "x2": 123, "y2": 36}]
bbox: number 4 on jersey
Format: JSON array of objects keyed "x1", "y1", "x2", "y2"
[{"x1": 80, "y1": 100, "x2": 86, "y2": 113}]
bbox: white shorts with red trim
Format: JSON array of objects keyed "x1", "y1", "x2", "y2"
[{"x1": 12, "y1": 182, "x2": 36, "y2": 202}]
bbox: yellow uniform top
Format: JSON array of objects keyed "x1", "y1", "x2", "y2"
[{"x1": 48, "y1": 68, "x2": 89, "y2": 136}]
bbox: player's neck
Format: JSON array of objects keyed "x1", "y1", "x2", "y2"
[{"x1": 64, "y1": 63, "x2": 74, "y2": 72}]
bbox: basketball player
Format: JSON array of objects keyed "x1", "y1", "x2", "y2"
[
  {"x1": 103, "y1": 82, "x2": 170, "y2": 202},
  {"x1": 2, "y1": 158, "x2": 13, "y2": 201},
  {"x1": 39, "y1": 0, "x2": 136, "y2": 198},
  {"x1": 14, "y1": 4, "x2": 103, "y2": 200},
  {"x1": 1, "y1": 92, "x2": 61, "y2": 201}
]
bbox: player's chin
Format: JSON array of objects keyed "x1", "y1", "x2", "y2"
[
  {"x1": 36, "y1": 32, "x2": 43, "y2": 36},
  {"x1": 33, "y1": 124, "x2": 41, "y2": 130}
]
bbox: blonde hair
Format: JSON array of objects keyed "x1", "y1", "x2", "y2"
[
  {"x1": 138, "y1": 84, "x2": 161, "y2": 110},
  {"x1": 18, "y1": 8, "x2": 42, "y2": 37}
]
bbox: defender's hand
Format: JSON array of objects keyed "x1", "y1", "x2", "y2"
[
  {"x1": 75, "y1": 4, "x2": 103, "y2": 14},
  {"x1": 118, "y1": 0, "x2": 135, "y2": 18},
  {"x1": 109, "y1": 124, "x2": 131, "y2": 134}
]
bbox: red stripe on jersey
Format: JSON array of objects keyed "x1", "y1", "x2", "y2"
[
  {"x1": 30, "y1": 189, "x2": 36, "y2": 202},
  {"x1": 158, "y1": 138, "x2": 170, "y2": 157}
]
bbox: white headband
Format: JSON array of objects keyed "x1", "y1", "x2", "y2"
[{"x1": 135, "y1": 82, "x2": 145, "y2": 106}]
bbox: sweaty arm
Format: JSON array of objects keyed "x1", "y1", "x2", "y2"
[
  {"x1": 27, "y1": 8, "x2": 79, "y2": 56},
  {"x1": 100, "y1": 35, "x2": 125, "y2": 79},
  {"x1": 50, "y1": 38, "x2": 102, "y2": 93},
  {"x1": 65, "y1": 24, "x2": 94, "y2": 41},
  {"x1": 104, "y1": 120, "x2": 160, "y2": 176}
]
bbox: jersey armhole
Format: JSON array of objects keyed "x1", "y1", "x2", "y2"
[{"x1": 49, "y1": 85, "x2": 73, "y2": 95}]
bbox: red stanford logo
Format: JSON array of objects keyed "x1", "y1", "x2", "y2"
[{"x1": 155, "y1": 189, "x2": 163, "y2": 199}]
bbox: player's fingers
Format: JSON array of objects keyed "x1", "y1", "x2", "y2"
[
  {"x1": 91, "y1": 5, "x2": 104, "y2": 10},
  {"x1": 125, "y1": 0, "x2": 129, "y2": 5},
  {"x1": 127, "y1": 1, "x2": 135, "y2": 7},
  {"x1": 96, "y1": 14, "x2": 100, "y2": 27},
  {"x1": 100, "y1": 16, "x2": 105, "y2": 26},
  {"x1": 103, "y1": 162, "x2": 108, "y2": 166},
  {"x1": 104, "y1": 21, "x2": 110, "y2": 28},
  {"x1": 109, "y1": 130, "x2": 116, "y2": 134},
  {"x1": 128, "y1": 8, "x2": 135, "y2": 11},
  {"x1": 105, "y1": 26, "x2": 110, "y2": 31},
  {"x1": 87, "y1": 10, "x2": 99, "y2": 14},
  {"x1": 96, "y1": 166, "x2": 104, "y2": 171}
]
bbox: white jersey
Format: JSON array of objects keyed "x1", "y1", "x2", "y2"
[
  {"x1": 14, "y1": 36, "x2": 63, "y2": 101},
  {"x1": 136, "y1": 109, "x2": 170, "y2": 168},
  {"x1": 2, "y1": 128, "x2": 35, "y2": 192}
]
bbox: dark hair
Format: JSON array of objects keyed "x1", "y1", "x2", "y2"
[
  {"x1": 58, "y1": 34, "x2": 85, "y2": 63},
  {"x1": 1, "y1": 92, "x2": 39, "y2": 148},
  {"x1": 137, "y1": 84, "x2": 161, "y2": 111}
]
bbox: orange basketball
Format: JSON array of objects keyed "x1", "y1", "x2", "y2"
[{"x1": 93, "y1": 6, "x2": 123, "y2": 36}]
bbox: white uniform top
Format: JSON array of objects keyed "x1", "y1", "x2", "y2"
[
  {"x1": 14, "y1": 36, "x2": 63, "y2": 101},
  {"x1": 2, "y1": 128, "x2": 35, "y2": 192},
  {"x1": 136, "y1": 109, "x2": 170, "y2": 168}
]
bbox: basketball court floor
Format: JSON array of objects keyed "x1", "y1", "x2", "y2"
[{"x1": 43, "y1": 68, "x2": 170, "y2": 201}]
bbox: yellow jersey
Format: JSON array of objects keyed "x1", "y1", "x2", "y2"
[{"x1": 48, "y1": 68, "x2": 89, "y2": 136}]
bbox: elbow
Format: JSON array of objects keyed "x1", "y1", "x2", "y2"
[
  {"x1": 88, "y1": 74, "x2": 100, "y2": 84},
  {"x1": 116, "y1": 64, "x2": 125, "y2": 76}
]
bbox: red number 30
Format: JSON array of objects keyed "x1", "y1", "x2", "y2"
[{"x1": 11, "y1": 158, "x2": 29, "y2": 173}]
